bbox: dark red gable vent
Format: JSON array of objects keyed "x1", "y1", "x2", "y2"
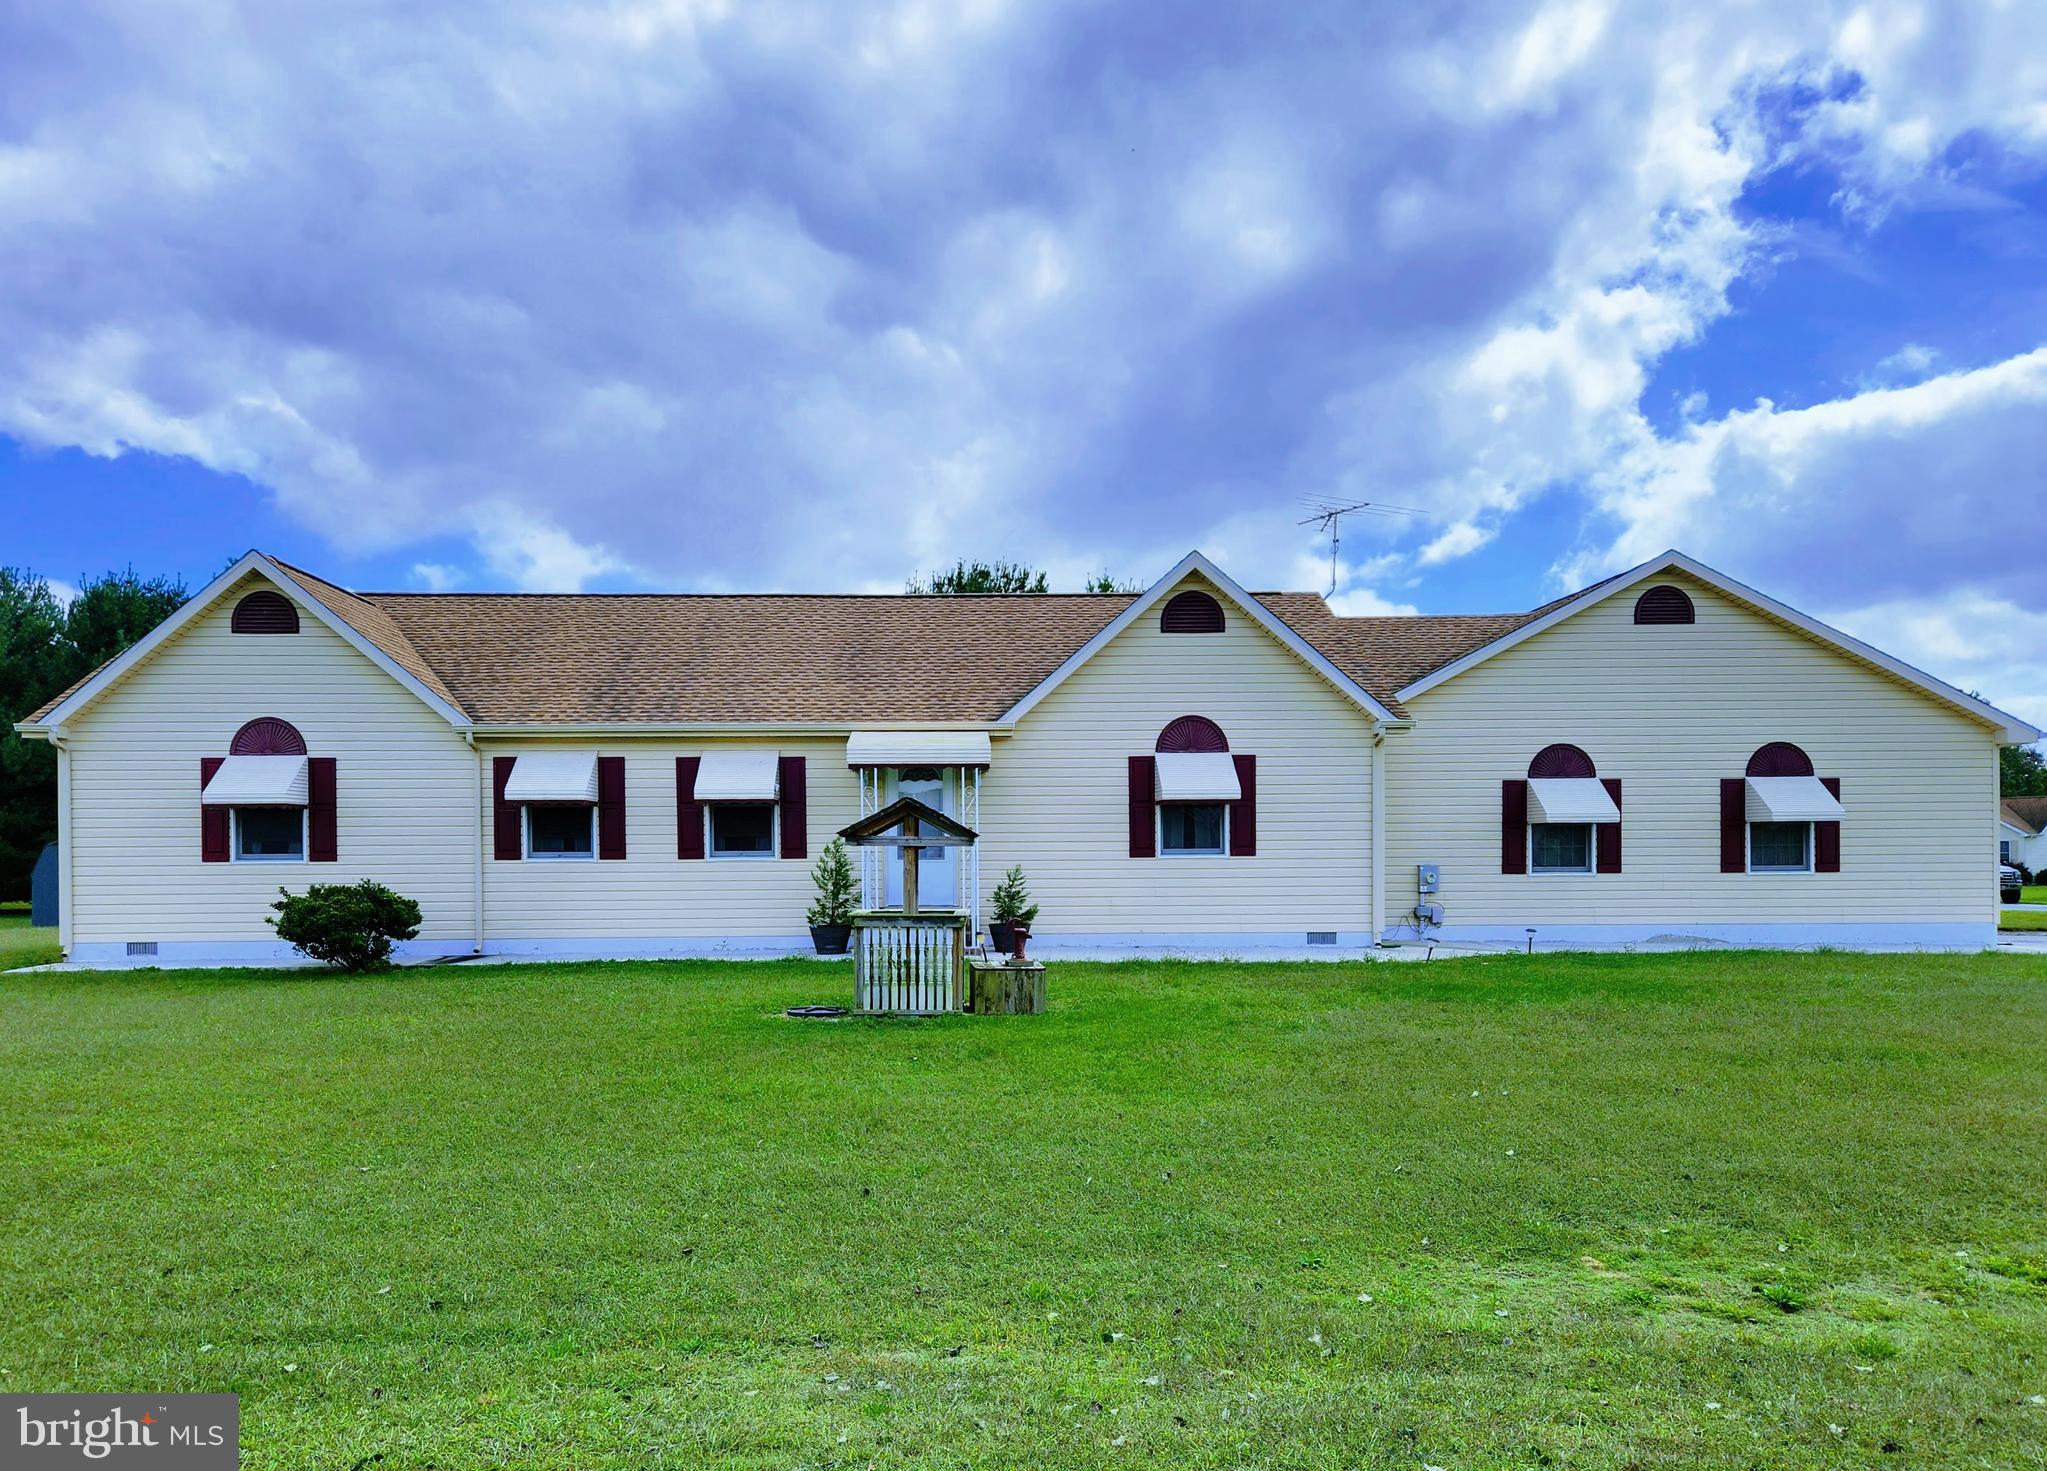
[
  {"x1": 231, "y1": 589, "x2": 300, "y2": 634},
  {"x1": 1746, "y1": 742, "x2": 1814, "y2": 777},
  {"x1": 1160, "y1": 589, "x2": 1225, "y2": 633},
  {"x1": 230, "y1": 717, "x2": 307, "y2": 755},
  {"x1": 1156, "y1": 715, "x2": 1229, "y2": 753},
  {"x1": 1633, "y1": 584, "x2": 1695, "y2": 625},
  {"x1": 1528, "y1": 743, "x2": 1597, "y2": 779}
]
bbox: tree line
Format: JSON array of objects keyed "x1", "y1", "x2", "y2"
[{"x1": 2, "y1": 569, "x2": 188, "y2": 900}]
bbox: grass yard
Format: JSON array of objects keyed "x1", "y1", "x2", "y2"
[
  {"x1": 0, "y1": 910, "x2": 60, "y2": 969},
  {"x1": 2002, "y1": 909, "x2": 2047, "y2": 931},
  {"x1": 4, "y1": 955, "x2": 2046, "y2": 1469},
  {"x1": 2024, "y1": 885, "x2": 2047, "y2": 905}
]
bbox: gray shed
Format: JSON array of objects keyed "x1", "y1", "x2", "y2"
[{"x1": 29, "y1": 842, "x2": 58, "y2": 929}]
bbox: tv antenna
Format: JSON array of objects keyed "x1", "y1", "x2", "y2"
[{"x1": 1296, "y1": 497, "x2": 1420, "y2": 596}]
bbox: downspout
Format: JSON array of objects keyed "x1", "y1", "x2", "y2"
[
  {"x1": 53, "y1": 728, "x2": 72, "y2": 961},
  {"x1": 1370, "y1": 727, "x2": 1386, "y2": 946},
  {"x1": 465, "y1": 732, "x2": 484, "y2": 955}
]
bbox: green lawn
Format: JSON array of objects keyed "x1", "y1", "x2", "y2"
[
  {"x1": 0, "y1": 911, "x2": 60, "y2": 969},
  {"x1": 2023, "y1": 885, "x2": 2047, "y2": 905},
  {"x1": 4, "y1": 955, "x2": 2046, "y2": 1469},
  {"x1": 2001, "y1": 909, "x2": 2047, "y2": 931}
]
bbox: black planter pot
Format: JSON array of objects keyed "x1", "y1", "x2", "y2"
[
  {"x1": 810, "y1": 923, "x2": 852, "y2": 956},
  {"x1": 988, "y1": 921, "x2": 1015, "y2": 956}
]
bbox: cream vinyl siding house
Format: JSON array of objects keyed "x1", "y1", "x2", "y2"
[
  {"x1": 1382, "y1": 572, "x2": 2004, "y2": 945},
  {"x1": 15, "y1": 546, "x2": 2036, "y2": 963},
  {"x1": 982, "y1": 576, "x2": 1378, "y2": 944},
  {"x1": 479, "y1": 737, "x2": 860, "y2": 952},
  {"x1": 54, "y1": 575, "x2": 479, "y2": 965}
]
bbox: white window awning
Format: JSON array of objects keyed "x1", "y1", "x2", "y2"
[
  {"x1": 1745, "y1": 776, "x2": 1843, "y2": 823},
  {"x1": 201, "y1": 754, "x2": 310, "y2": 807},
  {"x1": 504, "y1": 752, "x2": 600, "y2": 804},
  {"x1": 695, "y1": 751, "x2": 781, "y2": 801},
  {"x1": 1527, "y1": 777, "x2": 1620, "y2": 824},
  {"x1": 845, "y1": 731, "x2": 994, "y2": 768},
  {"x1": 1153, "y1": 751, "x2": 1241, "y2": 802}
]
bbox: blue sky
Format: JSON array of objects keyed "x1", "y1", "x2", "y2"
[{"x1": 2, "y1": 1, "x2": 2044, "y2": 727}]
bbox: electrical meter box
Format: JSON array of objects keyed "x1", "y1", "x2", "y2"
[{"x1": 1417, "y1": 863, "x2": 1440, "y2": 894}]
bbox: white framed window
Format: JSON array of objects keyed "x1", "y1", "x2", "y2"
[
  {"x1": 526, "y1": 805, "x2": 595, "y2": 860},
  {"x1": 1529, "y1": 822, "x2": 1592, "y2": 875},
  {"x1": 1748, "y1": 821, "x2": 1812, "y2": 874},
  {"x1": 2002, "y1": 839, "x2": 2013, "y2": 860},
  {"x1": 232, "y1": 807, "x2": 306, "y2": 862},
  {"x1": 1159, "y1": 802, "x2": 1227, "y2": 856},
  {"x1": 708, "y1": 803, "x2": 777, "y2": 859}
]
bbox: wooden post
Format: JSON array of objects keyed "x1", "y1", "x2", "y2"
[{"x1": 901, "y1": 812, "x2": 921, "y2": 915}]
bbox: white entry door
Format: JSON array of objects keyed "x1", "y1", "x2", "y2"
[{"x1": 885, "y1": 767, "x2": 957, "y2": 909}]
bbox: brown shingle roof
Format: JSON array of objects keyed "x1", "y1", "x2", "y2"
[
  {"x1": 2003, "y1": 798, "x2": 2047, "y2": 836},
  {"x1": 365, "y1": 590, "x2": 1141, "y2": 724},
  {"x1": 17, "y1": 552, "x2": 1599, "y2": 730}
]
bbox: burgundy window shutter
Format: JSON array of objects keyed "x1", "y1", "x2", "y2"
[
  {"x1": 778, "y1": 756, "x2": 808, "y2": 859},
  {"x1": 597, "y1": 756, "x2": 627, "y2": 860},
  {"x1": 492, "y1": 757, "x2": 522, "y2": 861},
  {"x1": 1596, "y1": 778, "x2": 1621, "y2": 873},
  {"x1": 1719, "y1": 778, "x2": 1746, "y2": 873},
  {"x1": 1501, "y1": 779, "x2": 1527, "y2": 874},
  {"x1": 677, "y1": 757, "x2": 705, "y2": 859},
  {"x1": 1816, "y1": 777, "x2": 1841, "y2": 872},
  {"x1": 308, "y1": 757, "x2": 338, "y2": 862},
  {"x1": 200, "y1": 757, "x2": 229, "y2": 862},
  {"x1": 1128, "y1": 756, "x2": 1156, "y2": 858},
  {"x1": 1229, "y1": 754, "x2": 1256, "y2": 856}
]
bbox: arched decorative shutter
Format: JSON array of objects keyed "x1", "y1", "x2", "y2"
[
  {"x1": 677, "y1": 757, "x2": 704, "y2": 859},
  {"x1": 1816, "y1": 778, "x2": 1841, "y2": 872},
  {"x1": 1229, "y1": 754, "x2": 1256, "y2": 856},
  {"x1": 492, "y1": 757, "x2": 522, "y2": 861},
  {"x1": 1500, "y1": 779, "x2": 1527, "y2": 874},
  {"x1": 200, "y1": 757, "x2": 229, "y2": 862},
  {"x1": 308, "y1": 757, "x2": 338, "y2": 861},
  {"x1": 597, "y1": 756, "x2": 626, "y2": 860},
  {"x1": 1719, "y1": 778, "x2": 1745, "y2": 872},
  {"x1": 1596, "y1": 778, "x2": 1621, "y2": 873},
  {"x1": 778, "y1": 756, "x2": 808, "y2": 859},
  {"x1": 1128, "y1": 756, "x2": 1155, "y2": 858}
]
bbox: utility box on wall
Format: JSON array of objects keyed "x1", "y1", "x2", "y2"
[{"x1": 1417, "y1": 863, "x2": 1440, "y2": 895}]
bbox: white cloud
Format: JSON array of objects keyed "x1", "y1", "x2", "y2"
[
  {"x1": 46, "y1": 578, "x2": 80, "y2": 608},
  {"x1": 0, "y1": 0, "x2": 2039, "y2": 611}
]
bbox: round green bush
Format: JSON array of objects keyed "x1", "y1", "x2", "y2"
[{"x1": 269, "y1": 880, "x2": 423, "y2": 972}]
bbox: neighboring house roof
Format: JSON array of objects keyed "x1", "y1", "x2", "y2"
[
  {"x1": 2003, "y1": 798, "x2": 2047, "y2": 835},
  {"x1": 16, "y1": 545, "x2": 2038, "y2": 743}
]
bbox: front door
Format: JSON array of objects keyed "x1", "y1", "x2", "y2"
[{"x1": 885, "y1": 767, "x2": 957, "y2": 909}]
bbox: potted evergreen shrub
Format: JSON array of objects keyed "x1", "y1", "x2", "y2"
[
  {"x1": 987, "y1": 863, "x2": 1039, "y2": 957},
  {"x1": 807, "y1": 837, "x2": 857, "y2": 954}
]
